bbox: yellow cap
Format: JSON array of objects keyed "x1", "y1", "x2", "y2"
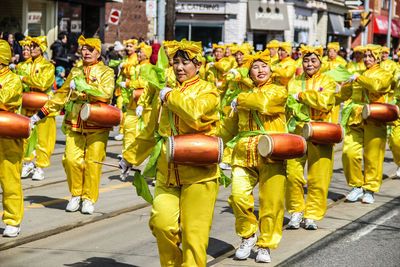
[
  {"x1": 137, "y1": 42, "x2": 153, "y2": 58},
  {"x1": 231, "y1": 43, "x2": 251, "y2": 56},
  {"x1": 266, "y1": 40, "x2": 280, "y2": 49},
  {"x1": 78, "y1": 35, "x2": 101, "y2": 53},
  {"x1": 168, "y1": 39, "x2": 202, "y2": 61},
  {"x1": 27, "y1": 36, "x2": 48, "y2": 53},
  {"x1": 381, "y1": 46, "x2": 389, "y2": 53},
  {"x1": 300, "y1": 45, "x2": 323, "y2": 61},
  {"x1": 123, "y1": 39, "x2": 138, "y2": 46},
  {"x1": 243, "y1": 49, "x2": 271, "y2": 70},
  {"x1": 212, "y1": 44, "x2": 225, "y2": 53},
  {"x1": 360, "y1": 44, "x2": 382, "y2": 60},
  {"x1": 0, "y1": 40, "x2": 11, "y2": 65},
  {"x1": 19, "y1": 39, "x2": 31, "y2": 47},
  {"x1": 278, "y1": 42, "x2": 292, "y2": 55},
  {"x1": 327, "y1": 42, "x2": 340, "y2": 52},
  {"x1": 353, "y1": 45, "x2": 363, "y2": 53}
]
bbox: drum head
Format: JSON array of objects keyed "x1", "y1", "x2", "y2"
[
  {"x1": 302, "y1": 122, "x2": 313, "y2": 141},
  {"x1": 257, "y1": 135, "x2": 273, "y2": 158},
  {"x1": 80, "y1": 103, "x2": 91, "y2": 121},
  {"x1": 166, "y1": 136, "x2": 174, "y2": 163},
  {"x1": 362, "y1": 104, "x2": 370, "y2": 120},
  {"x1": 217, "y1": 137, "x2": 224, "y2": 164}
]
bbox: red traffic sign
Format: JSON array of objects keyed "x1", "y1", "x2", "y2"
[{"x1": 108, "y1": 9, "x2": 121, "y2": 25}]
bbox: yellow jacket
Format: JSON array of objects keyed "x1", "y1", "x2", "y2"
[
  {"x1": 271, "y1": 54, "x2": 279, "y2": 67},
  {"x1": 346, "y1": 60, "x2": 366, "y2": 76},
  {"x1": 16, "y1": 58, "x2": 32, "y2": 92},
  {"x1": 321, "y1": 56, "x2": 347, "y2": 72},
  {"x1": 218, "y1": 79, "x2": 287, "y2": 167},
  {"x1": 206, "y1": 57, "x2": 234, "y2": 87},
  {"x1": 272, "y1": 57, "x2": 296, "y2": 86},
  {"x1": 133, "y1": 60, "x2": 155, "y2": 110},
  {"x1": 124, "y1": 76, "x2": 220, "y2": 185},
  {"x1": 115, "y1": 54, "x2": 138, "y2": 97},
  {"x1": 337, "y1": 64, "x2": 392, "y2": 126},
  {"x1": 40, "y1": 62, "x2": 115, "y2": 133},
  {"x1": 0, "y1": 67, "x2": 22, "y2": 112},
  {"x1": 287, "y1": 71, "x2": 336, "y2": 122}
]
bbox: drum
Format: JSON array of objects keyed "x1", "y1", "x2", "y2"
[
  {"x1": 166, "y1": 134, "x2": 224, "y2": 166},
  {"x1": 362, "y1": 103, "x2": 399, "y2": 123},
  {"x1": 22, "y1": 92, "x2": 49, "y2": 110},
  {"x1": 134, "y1": 88, "x2": 144, "y2": 101},
  {"x1": 0, "y1": 111, "x2": 31, "y2": 138},
  {"x1": 257, "y1": 133, "x2": 307, "y2": 160},
  {"x1": 302, "y1": 121, "x2": 344, "y2": 144},
  {"x1": 80, "y1": 102, "x2": 122, "y2": 127}
]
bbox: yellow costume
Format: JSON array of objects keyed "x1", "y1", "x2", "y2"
[
  {"x1": 286, "y1": 45, "x2": 337, "y2": 221},
  {"x1": 0, "y1": 41, "x2": 24, "y2": 227},
  {"x1": 267, "y1": 40, "x2": 280, "y2": 66},
  {"x1": 271, "y1": 42, "x2": 296, "y2": 86},
  {"x1": 38, "y1": 37, "x2": 114, "y2": 203}
]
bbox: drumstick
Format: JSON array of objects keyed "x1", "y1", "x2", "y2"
[{"x1": 93, "y1": 161, "x2": 141, "y2": 173}]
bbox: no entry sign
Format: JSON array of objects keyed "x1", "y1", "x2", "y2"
[{"x1": 108, "y1": 9, "x2": 121, "y2": 25}]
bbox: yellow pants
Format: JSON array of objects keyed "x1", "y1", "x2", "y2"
[
  {"x1": 23, "y1": 116, "x2": 56, "y2": 168},
  {"x1": 149, "y1": 179, "x2": 219, "y2": 267},
  {"x1": 116, "y1": 95, "x2": 125, "y2": 134},
  {"x1": 228, "y1": 161, "x2": 286, "y2": 249},
  {"x1": 222, "y1": 147, "x2": 232, "y2": 165},
  {"x1": 122, "y1": 109, "x2": 139, "y2": 153},
  {"x1": 286, "y1": 142, "x2": 334, "y2": 221},
  {"x1": 342, "y1": 122, "x2": 387, "y2": 192},
  {"x1": 62, "y1": 130, "x2": 109, "y2": 203},
  {"x1": 388, "y1": 120, "x2": 400, "y2": 167},
  {"x1": 0, "y1": 138, "x2": 24, "y2": 226}
]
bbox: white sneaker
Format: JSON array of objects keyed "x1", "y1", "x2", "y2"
[
  {"x1": 66, "y1": 196, "x2": 81, "y2": 212},
  {"x1": 81, "y1": 199, "x2": 94, "y2": 214},
  {"x1": 114, "y1": 133, "x2": 124, "y2": 141},
  {"x1": 3, "y1": 224, "x2": 20, "y2": 237},
  {"x1": 304, "y1": 218, "x2": 318, "y2": 230},
  {"x1": 256, "y1": 248, "x2": 271, "y2": 263},
  {"x1": 396, "y1": 167, "x2": 400, "y2": 177},
  {"x1": 346, "y1": 187, "x2": 364, "y2": 202},
  {"x1": 287, "y1": 212, "x2": 303, "y2": 229},
  {"x1": 21, "y1": 162, "x2": 35, "y2": 178},
  {"x1": 151, "y1": 179, "x2": 156, "y2": 186},
  {"x1": 219, "y1": 162, "x2": 232, "y2": 170},
  {"x1": 32, "y1": 167, "x2": 44, "y2": 180},
  {"x1": 362, "y1": 190, "x2": 375, "y2": 204},
  {"x1": 235, "y1": 234, "x2": 257, "y2": 260}
]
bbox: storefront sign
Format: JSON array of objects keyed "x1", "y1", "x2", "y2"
[
  {"x1": 248, "y1": 3, "x2": 289, "y2": 31},
  {"x1": 60, "y1": 18, "x2": 69, "y2": 32},
  {"x1": 71, "y1": 20, "x2": 81, "y2": 33},
  {"x1": 374, "y1": 16, "x2": 400, "y2": 37},
  {"x1": 176, "y1": 2, "x2": 225, "y2": 14},
  {"x1": 28, "y1": 12, "x2": 42, "y2": 24}
]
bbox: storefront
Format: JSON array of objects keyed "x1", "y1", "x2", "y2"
[
  {"x1": 373, "y1": 15, "x2": 400, "y2": 50},
  {"x1": 327, "y1": 13, "x2": 354, "y2": 49}
]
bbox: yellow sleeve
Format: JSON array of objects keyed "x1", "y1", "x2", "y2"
[
  {"x1": 273, "y1": 64, "x2": 296, "y2": 81},
  {"x1": 335, "y1": 82, "x2": 352, "y2": 104},
  {"x1": 356, "y1": 70, "x2": 391, "y2": 94},
  {"x1": 217, "y1": 111, "x2": 239, "y2": 143},
  {"x1": 24, "y1": 61, "x2": 55, "y2": 91},
  {"x1": 300, "y1": 76, "x2": 336, "y2": 112},
  {"x1": 214, "y1": 59, "x2": 232, "y2": 74},
  {"x1": 136, "y1": 79, "x2": 154, "y2": 107},
  {"x1": 0, "y1": 73, "x2": 22, "y2": 111},
  {"x1": 87, "y1": 67, "x2": 115, "y2": 103}
]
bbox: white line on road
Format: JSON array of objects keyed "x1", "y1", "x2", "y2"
[{"x1": 349, "y1": 210, "x2": 399, "y2": 242}]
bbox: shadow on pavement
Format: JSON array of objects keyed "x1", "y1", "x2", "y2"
[
  {"x1": 207, "y1": 237, "x2": 235, "y2": 258},
  {"x1": 64, "y1": 257, "x2": 138, "y2": 267},
  {"x1": 24, "y1": 195, "x2": 68, "y2": 210}
]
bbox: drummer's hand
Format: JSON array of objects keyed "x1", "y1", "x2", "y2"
[
  {"x1": 70, "y1": 80, "x2": 77, "y2": 90},
  {"x1": 292, "y1": 92, "x2": 301, "y2": 101},
  {"x1": 347, "y1": 75, "x2": 359, "y2": 83},
  {"x1": 230, "y1": 98, "x2": 238, "y2": 113},
  {"x1": 136, "y1": 105, "x2": 144, "y2": 117},
  {"x1": 30, "y1": 114, "x2": 41, "y2": 129},
  {"x1": 229, "y1": 68, "x2": 239, "y2": 76},
  {"x1": 208, "y1": 61, "x2": 215, "y2": 67},
  {"x1": 159, "y1": 87, "x2": 172, "y2": 102},
  {"x1": 9, "y1": 63, "x2": 16, "y2": 70},
  {"x1": 119, "y1": 81, "x2": 126, "y2": 88},
  {"x1": 119, "y1": 62, "x2": 125, "y2": 69},
  {"x1": 119, "y1": 157, "x2": 132, "y2": 181}
]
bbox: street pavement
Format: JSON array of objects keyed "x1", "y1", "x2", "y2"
[{"x1": 0, "y1": 117, "x2": 399, "y2": 266}]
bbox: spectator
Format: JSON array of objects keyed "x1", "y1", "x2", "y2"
[
  {"x1": 50, "y1": 31, "x2": 70, "y2": 69},
  {"x1": 55, "y1": 66, "x2": 66, "y2": 89}
]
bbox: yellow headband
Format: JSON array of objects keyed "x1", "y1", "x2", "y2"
[
  {"x1": 327, "y1": 42, "x2": 340, "y2": 52},
  {"x1": 78, "y1": 35, "x2": 101, "y2": 53},
  {"x1": 300, "y1": 45, "x2": 323, "y2": 61},
  {"x1": 353, "y1": 45, "x2": 363, "y2": 53},
  {"x1": 266, "y1": 40, "x2": 280, "y2": 49},
  {"x1": 212, "y1": 44, "x2": 225, "y2": 53},
  {"x1": 163, "y1": 40, "x2": 178, "y2": 56},
  {"x1": 19, "y1": 40, "x2": 31, "y2": 47},
  {"x1": 381, "y1": 46, "x2": 389, "y2": 53},
  {"x1": 169, "y1": 39, "x2": 202, "y2": 61},
  {"x1": 360, "y1": 44, "x2": 382, "y2": 61},
  {"x1": 243, "y1": 49, "x2": 271, "y2": 70},
  {"x1": 137, "y1": 42, "x2": 153, "y2": 58},
  {"x1": 278, "y1": 42, "x2": 292, "y2": 55},
  {"x1": 0, "y1": 40, "x2": 11, "y2": 65},
  {"x1": 123, "y1": 39, "x2": 138, "y2": 46},
  {"x1": 230, "y1": 44, "x2": 250, "y2": 56},
  {"x1": 27, "y1": 36, "x2": 48, "y2": 53}
]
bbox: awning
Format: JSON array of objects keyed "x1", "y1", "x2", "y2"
[
  {"x1": 248, "y1": 2, "x2": 289, "y2": 31},
  {"x1": 328, "y1": 13, "x2": 355, "y2": 36},
  {"x1": 374, "y1": 15, "x2": 400, "y2": 37}
]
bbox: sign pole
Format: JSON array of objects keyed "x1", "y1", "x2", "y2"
[
  {"x1": 362, "y1": 0, "x2": 369, "y2": 45},
  {"x1": 387, "y1": 0, "x2": 393, "y2": 49}
]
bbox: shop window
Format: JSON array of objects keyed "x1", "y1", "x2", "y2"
[{"x1": 28, "y1": 0, "x2": 47, "y2": 36}]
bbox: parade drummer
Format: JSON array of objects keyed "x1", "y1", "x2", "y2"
[
  {"x1": 346, "y1": 46, "x2": 366, "y2": 75},
  {"x1": 271, "y1": 42, "x2": 296, "y2": 86},
  {"x1": 388, "y1": 71, "x2": 400, "y2": 178},
  {"x1": 337, "y1": 45, "x2": 392, "y2": 204},
  {"x1": 120, "y1": 39, "x2": 220, "y2": 267},
  {"x1": 266, "y1": 40, "x2": 280, "y2": 67},
  {"x1": 218, "y1": 50, "x2": 287, "y2": 263},
  {"x1": 15, "y1": 39, "x2": 32, "y2": 92},
  {"x1": 113, "y1": 39, "x2": 138, "y2": 141},
  {"x1": 224, "y1": 43, "x2": 238, "y2": 69},
  {"x1": 20, "y1": 36, "x2": 56, "y2": 181},
  {"x1": 30, "y1": 36, "x2": 115, "y2": 214},
  {"x1": 286, "y1": 45, "x2": 336, "y2": 230},
  {"x1": 0, "y1": 40, "x2": 24, "y2": 237}
]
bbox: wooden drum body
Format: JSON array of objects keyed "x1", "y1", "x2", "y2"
[
  {"x1": 257, "y1": 133, "x2": 307, "y2": 160},
  {"x1": 302, "y1": 121, "x2": 344, "y2": 144},
  {"x1": 0, "y1": 111, "x2": 31, "y2": 138},
  {"x1": 22, "y1": 92, "x2": 50, "y2": 110},
  {"x1": 80, "y1": 102, "x2": 122, "y2": 127},
  {"x1": 166, "y1": 134, "x2": 224, "y2": 166},
  {"x1": 362, "y1": 103, "x2": 399, "y2": 123},
  {"x1": 134, "y1": 89, "x2": 144, "y2": 101}
]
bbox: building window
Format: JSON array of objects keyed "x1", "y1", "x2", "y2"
[{"x1": 382, "y1": 0, "x2": 388, "y2": 9}]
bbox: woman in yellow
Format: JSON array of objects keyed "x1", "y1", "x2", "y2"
[
  {"x1": 346, "y1": 46, "x2": 366, "y2": 75},
  {"x1": 30, "y1": 36, "x2": 114, "y2": 214},
  {"x1": 219, "y1": 50, "x2": 287, "y2": 263},
  {"x1": 266, "y1": 40, "x2": 280, "y2": 66},
  {"x1": 286, "y1": 45, "x2": 336, "y2": 230},
  {"x1": 338, "y1": 45, "x2": 392, "y2": 204},
  {"x1": 271, "y1": 42, "x2": 296, "y2": 86},
  {"x1": 113, "y1": 39, "x2": 138, "y2": 141},
  {"x1": 15, "y1": 40, "x2": 32, "y2": 92},
  {"x1": 206, "y1": 44, "x2": 234, "y2": 95},
  {"x1": 120, "y1": 39, "x2": 220, "y2": 267},
  {"x1": 0, "y1": 40, "x2": 24, "y2": 237},
  {"x1": 20, "y1": 36, "x2": 55, "y2": 181}
]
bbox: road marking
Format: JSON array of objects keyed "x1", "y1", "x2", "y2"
[{"x1": 349, "y1": 209, "x2": 399, "y2": 242}]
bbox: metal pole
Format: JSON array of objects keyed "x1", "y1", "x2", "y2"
[
  {"x1": 157, "y1": 0, "x2": 166, "y2": 42},
  {"x1": 387, "y1": 0, "x2": 393, "y2": 49},
  {"x1": 362, "y1": 0, "x2": 369, "y2": 45}
]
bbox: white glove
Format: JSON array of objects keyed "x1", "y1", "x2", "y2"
[
  {"x1": 208, "y1": 61, "x2": 215, "y2": 67},
  {"x1": 230, "y1": 98, "x2": 238, "y2": 113},
  {"x1": 159, "y1": 87, "x2": 172, "y2": 102},
  {"x1": 119, "y1": 157, "x2": 132, "y2": 181},
  {"x1": 119, "y1": 81, "x2": 126, "y2": 88},
  {"x1": 136, "y1": 105, "x2": 144, "y2": 117},
  {"x1": 70, "y1": 80, "x2": 77, "y2": 90},
  {"x1": 229, "y1": 68, "x2": 239, "y2": 76},
  {"x1": 19, "y1": 75, "x2": 24, "y2": 81},
  {"x1": 348, "y1": 75, "x2": 358, "y2": 83},
  {"x1": 119, "y1": 62, "x2": 125, "y2": 69},
  {"x1": 9, "y1": 63, "x2": 16, "y2": 70},
  {"x1": 292, "y1": 93, "x2": 300, "y2": 101},
  {"x1": 30, "y1": 114, "x2": 41, "y2": 130}
]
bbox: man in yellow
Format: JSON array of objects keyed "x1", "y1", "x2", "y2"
[
  {"x1": 218, "y1": 50, "x2": 287, "y2": 263},
  {"x1": 120, "y1": 39, "x2": 220, "y2": 267},
  {"x1": 338, "y1": 44, "x2": 392, "y2": 204},
  {"x1": 346, "y1": 46, "x2": 366, "y2": 75},
  {"x1": 30, "y1": 36, "x2": 115, "y2": 214},
  {"x1": 20, "y1": 36, "x2": 55, "y2": 181},
  {"x1": 0, "y1": 40, "x2": 24, "y2": 237},
  {"x1": 113, "y1": 39, "x2": 138, "y2": 141},
  {"x1": 271, "y1": 42, "x2": 296, "y2": 86},
  {"x1": 286, "y1": 45, "x2": 336, "y2": 230},
  {"x1": 266, "y1": 40, "x2": 280, "y2": 67}
]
